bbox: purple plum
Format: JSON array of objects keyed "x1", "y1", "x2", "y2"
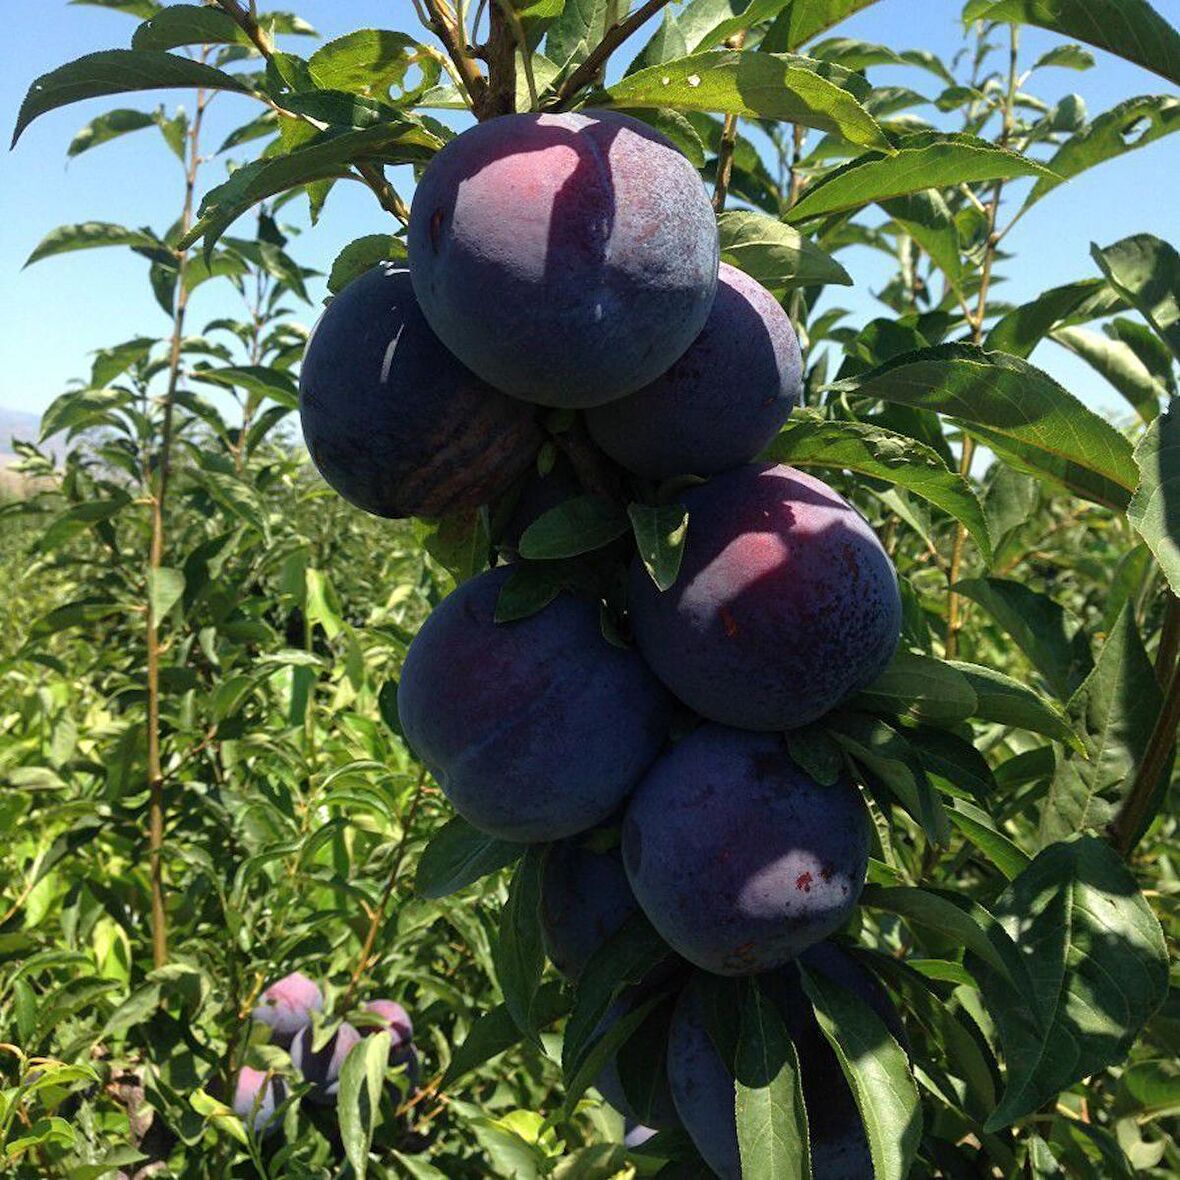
[
  {"x1": 628, "y1": 463, "x2": 902, "y2": 731},
  {"x1": 408, "y1": 110, "x2": 719, "y2": 407},
  {"x1": 586, "y1": 263, "x2": 801, "y2": 479}
]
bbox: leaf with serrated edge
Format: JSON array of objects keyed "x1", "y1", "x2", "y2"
[
  {"x1": 970, "y1": 836, "x2": 1168, "y2": 1130},
  {"x1": 799, "y1": 964, "x2": 921, "y2": 1180},
  {"x1": 734, "y1": 981, "x2": 811, "y2": 1180}
]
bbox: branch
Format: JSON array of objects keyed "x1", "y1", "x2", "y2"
[
  {"x1": 215, "y1": 1, "x2": 411, "y2": 218},
  {"x1": 340, "y1": 770, "x2": 430, "y2": 1011},
  {"x1": 1110, "y1": 593, "x2": 1180, "y2": 855},
  {"x1": 422, "y1": 0, "x2": 490, "y2": 114},
  {"x1": 550, "y1": 0, "x2": 677, "y2": 110}
]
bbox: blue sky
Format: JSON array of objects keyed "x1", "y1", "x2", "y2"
[{"x1": 1, "y1": 0, "x2": 1176, "y2": 425}]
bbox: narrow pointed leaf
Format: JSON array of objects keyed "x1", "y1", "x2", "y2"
[
  {"x1": 972, "y1": 836, "x2": 1169, "y2": 1130},
  {"x1": 734, "y1": 982, "x2": 811, "y2": 1180},
  {"x1": 1128, "y1": 398, "x2": 1180, "y2": 592},
  {"x1": 1021, "y1": 95, "x2": 1180, "y2": 213},
  {"x1": 605, "y1": 51, "x2": 892, "y2": 152},
  {"x1": 962, "y1": 0, "x2": 1180, "y2": 88},
  {"x1": 829, "y1": 344, "x2": 1139, "y2": 510},
  {"x1": 1038, "y1": 607, "x2": 1164, "y2": 845},
  {"x1": 787, "y1": 133, "x2": 1054, "y2": 223},
  {"x1": 13, "y1": 50, "x2": 251, "y2": 147},
  {"x1": 760, "y1": 415, "x2": 992, "y2": 560},
  {"x1": 799, "y1": 965, "x2": 921, "y2": 1180}
]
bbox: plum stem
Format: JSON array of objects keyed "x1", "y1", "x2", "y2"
[{"x1": 550, "y1": 0, "x2": 678, "y2": 111}]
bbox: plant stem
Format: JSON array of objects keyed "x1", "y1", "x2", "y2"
[
  {"x1": 147, "y1": 87, "x2": 208, "y2": 971},
  {"x1": 1154, "y1": 591, "x2": 1180, "y2": 689},
  {"x1": 550, "y1": 0, "x2": 677, "y2": 110},
  {"x1": 944, "y1": 24, "x2": 1019, "y2": 659},
  {"x1": 423, "y1": 0, "x2": 490, "y2": 114},
  {"x1": 340, "y1": 769, "x2": 429, "y2": 1010},
  {"x1": 1110, "y1": 631, "x2": 1180, "y2": 856},
  {"x1": 481, "y1": 0, "x2": 518, "y2": 117},
  {"x1": 215, "y1": 0, "x2": 416, "y2": 210},
  {"x1": 711, "y1": 35, "x2": 746, "y2": 213}
]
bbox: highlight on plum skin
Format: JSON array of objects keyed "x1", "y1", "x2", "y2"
[
  {"x1": 407, "y1": 109, "x2": 720, "y2": 408},
  {"x1": 251, "y1": 971, "x2": 323, "y2": 1047},
  {"x1": 623, "y1": 723, "x2": 870, "y2": 976},
  {"x1": 629, "y1": 462, "x2": 903, "y2": 732}
]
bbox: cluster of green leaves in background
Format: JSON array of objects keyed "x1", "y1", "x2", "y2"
[{"x1": 2, "y1": 0, "x2": 1180, "y2": 1177}]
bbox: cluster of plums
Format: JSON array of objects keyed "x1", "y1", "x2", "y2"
[
  {"x1": 231, "y1": 972, "x2": 417, "y2": 1137},
  {"x1": 300, "y1": 109, "x2": 904, "y2": 1177}
]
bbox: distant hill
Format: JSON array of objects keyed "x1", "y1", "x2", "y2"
[{"x1": 0, "y1": 406, "x2": 42, "y2": 463}]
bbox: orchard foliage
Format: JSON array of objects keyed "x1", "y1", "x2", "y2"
[{"x1": 3, "y1": 1, "x2": 1180, "y2": 1177}]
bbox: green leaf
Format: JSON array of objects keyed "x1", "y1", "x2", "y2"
[
  {"x1": 1091, "y1": 234, "x2": 1180, "y2": 362},
  {"x1": 972, "y1": 835, "x2": 1169, "y2": 1130},
  {"x1": 1108, "y1": 317, "x2": 1177, "y2": 396},
  {"x1": 986, "y1": 278, "x2": 1124, "y2": 359},
  {"x1": 828, "y1": 344, "x2": 1139, "y2": 511},
  {"x1": 494, "y1": 562, "x2": 567, "y2": 622},
  {"x1": 1032, "y1": 43, "x2": 1096, "y2": 70},
  {"x1": 947, "y1": 661, "x2": 1081, "y2": 750},
  {"x1": 131, "y1": 4, "x2": 249, "y2": 50},
  {"x1": 953, "y1": 577, "x2": 1092, "y2": 701},
  {"x1": 1038, "y1": 607, "x2": 1163, "y2": 845},
  {"x1": 880, "y1": 189, "x2": 964, "y2": 291},
  {"x1": 91, "y1": 336, "x2": 156, "y2": 387},
  {"x1": 1051, "y1": 325, "x2": 1165, "y2": 422},
  {"x1": 190, "y1": 365, "x2": 299, "y2": 409},
  {"x1": 1116, "y1": 1059, "x2": 1180, "y2": 1121},
  {"x1": 760, "y1": 414, "x2": 992, "y2": 560},
  {"x1": 1020, "y1": 96, "x2": 1180, "y2": 214},
  {"x1": 494, "y1": 847, "x2": 547, "y2": 1044},
  {"x1": 734, "y1": 981, "x2": 811, "y2": 1180},
  {"x1": 327, "y1": 235, "x2": 406, "y2": 294},
  {"x1": 763, "y1": 0, "x2": 883, "y2": 53},
  {"x1": 443, "y1": 982, "x2": 569, "y2": 1085},
  {"x1": 40, "y1": 388, "x2": 133, "y2": 441},
  {"x1": 561, "y1": 914, "x2": 674, "y2": 1087},
  {"x1": 962, "y1": 0, "x2": 1180, "y2": 88},
  {"x1": 518, "y1": 495, "x2": 630, "y2": 560},
  {"x1": 787, "y1": 132, "x2": 1054, "y2": 223},
  {"x1": 717, "y1": 209, "x2": 851, "y2": 289},
  {"x1": 546, "y1": 0, "x2": 610, "y2": 69},
  {"x1": 147, "y1": 567, "x2": 185, "y2": 625},
  {"x1": 181, "y1": 121, "x2": 441, "y2": 254},
  {"x1": 423, "y1": 509, "x2": 491, "y2": 584},
  {"x1": 628, "y1": 502, "x2": 689, "y2": 591},
  {"x1": 338, "y1": 1031, "x2": 389, "y2": 1178},
  {"x1": 25, "y1": 222, "x2": 163, "y2": 266},
  {"x1": 12, "y1": 50, "x2": 252, "y2": 147},
  {"x1": 828, "y1": 714, "x2": 951, "y2": 847},
  {"x1": 1128, "y1": 397, "x2": 1180, "y2": 592},
  {"x1": 415, "y1": 815, "x2": 523, "y2": 899},
  {"x1": 67, "y1": 107, "x2": 156, "y2": 157},
  {"x1": 948, "y1": 799, "x2": 1031, "y2": 880},
  {"x1": 309, "y1": 29, "x2": 439, "y2": 104},
  {"x1": 70, "y1": 0, "x2": 161, "y2": 16},
  {"x1": 799, "y1": 963, "x2": 921, "y2": 1180},
  {"x1": 604, "y1": 51, "x2": 892, "y2": 152},
  {"x1": 854, "y1": 651, "x2": 978, "y2": 726},
  {"x1": 860, "y1": 883, "x2": 1031, "y2": 991}
]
